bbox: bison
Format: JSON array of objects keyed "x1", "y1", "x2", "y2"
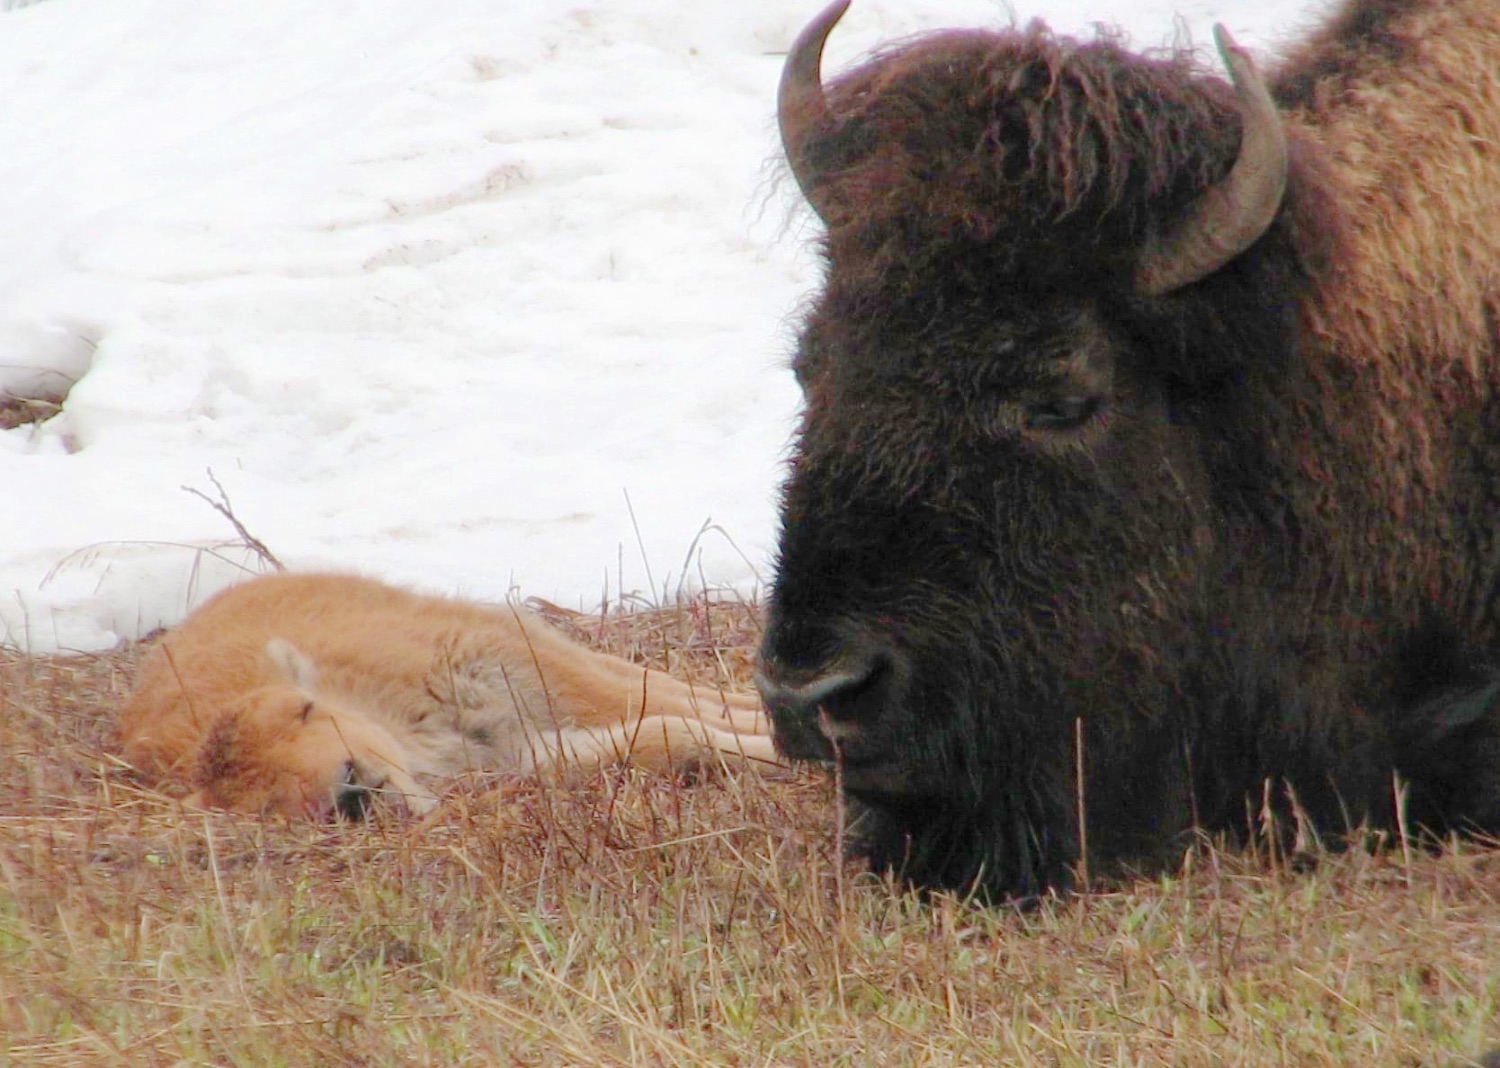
[{"x1": 756, "y1": 0, "x2": 1500, "y2": 901}]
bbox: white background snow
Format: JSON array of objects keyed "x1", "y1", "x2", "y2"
[{"x1": 0, "y1": 0, "x2": 1324, "y2": 654}]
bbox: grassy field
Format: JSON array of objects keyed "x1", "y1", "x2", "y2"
[{"x1": 3, "y1": 595, "x2": 1499, "y2": 1067}]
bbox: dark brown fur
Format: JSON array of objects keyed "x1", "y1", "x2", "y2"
[{"x1": 760, "y1": 0, "x2": 1500, "y2": 900}]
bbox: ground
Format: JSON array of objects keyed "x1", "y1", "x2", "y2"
[{"x1": 2, "y1": 595, "x2": 1498, "y2": 1067}]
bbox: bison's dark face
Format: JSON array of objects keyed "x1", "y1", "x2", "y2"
[
  {"x1": 758, "y1": 2, "x2": 1295, "y2": 900},
  {"x1": 763, "y1": 285, "x2": 1224, "y2": 898}
]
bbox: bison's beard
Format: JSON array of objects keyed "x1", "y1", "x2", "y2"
[
  {"x1": 816, "y1": 651, "x2": 1086, "y2": 903},
  {"x1": 846, "y1": 780, "x2": 1074, "y2": 904},
  {"x1": 828, "y1": 669, "x2": 1187, "y2": 903}
]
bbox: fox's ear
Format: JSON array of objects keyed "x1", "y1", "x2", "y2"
[{"x1": 264, "y1": 638, "x2": 318, "y2": 692}]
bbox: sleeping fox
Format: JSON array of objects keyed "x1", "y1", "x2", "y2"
[{"x1": 118, "y1": 572, "x2": 783, "y2": 818}]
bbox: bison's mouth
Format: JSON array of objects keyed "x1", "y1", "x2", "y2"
[
  {"x1": 827, "y1": 732, "x2": 922, "y2": 793},
  {"x1": 765, "y1": 701, "x2": 837, "y2": 764},
  {"x1": 838, "y1": 762, "x2": 919, "y2": 795},
  {"x1": 766, "y1": 703, "x2": 920, "y2": 795}
]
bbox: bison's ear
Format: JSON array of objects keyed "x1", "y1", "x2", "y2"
[{"x1": 264, "y1": 638, "x2": 318, "y2": 693}]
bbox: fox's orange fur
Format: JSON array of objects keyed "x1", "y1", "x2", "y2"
[{"x1": 118, "y1": 572, "x2": 783, "y2": 818}]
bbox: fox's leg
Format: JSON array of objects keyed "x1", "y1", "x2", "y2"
[
  {"x1": 617, "y1": 667, "x2": 772, "y2": 736},
  {"x1": 519, "y1": 716, "x2": 786, "y2": 777},
  {"x1": 497, "y1": 612, "x2": 773, "y2": 737}
]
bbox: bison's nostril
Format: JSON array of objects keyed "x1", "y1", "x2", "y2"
[
  {"x1": 816, "y1": 655, "x2": 892, "y2": 723},
  {"x1": 758, "y1": 654, "x2": 877, "y2": 710},
  {"x1": 756, "y1": 649, "x2": 894, "y2": 752}
]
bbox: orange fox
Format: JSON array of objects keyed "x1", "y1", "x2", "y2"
[{"x1": 119, "y1": 572, "x2": 782, "y2": 818}]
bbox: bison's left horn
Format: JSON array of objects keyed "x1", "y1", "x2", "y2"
[
  {"x1": 1135, "y1": 26, "x2": 1288, "y2": 296},
  {"x1": 779, "y1": 0, "x2": 851, "y2": 219}
]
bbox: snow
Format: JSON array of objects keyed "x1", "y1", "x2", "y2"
[{"x1": 0, "y1": 0, "x2": 1322, "y2": 653}]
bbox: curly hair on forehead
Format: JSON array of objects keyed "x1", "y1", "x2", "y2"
[{"x1": 796, "y1": 26, "x2": 1246, "y2": 276}]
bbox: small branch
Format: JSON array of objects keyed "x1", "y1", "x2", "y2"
[{"x1": 182, "y1": 468, "x2": 284, "y2": 572}]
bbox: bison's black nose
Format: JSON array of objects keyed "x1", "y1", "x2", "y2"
[{"x1": 756, "y1": 640, "x2": 897, "y2": 765}]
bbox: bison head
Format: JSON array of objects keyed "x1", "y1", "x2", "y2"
[{"x1": 757, "y1": 3, "x2": 1321, "y2": 900}]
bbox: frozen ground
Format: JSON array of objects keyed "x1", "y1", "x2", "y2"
[{"x1": 0, "y1": 0, "x2": 1323, "y2": 652}]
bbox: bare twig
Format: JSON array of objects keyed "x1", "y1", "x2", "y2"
[
  {"x1": 819, "y1": 707, "x2": 848, "y2": 1010},
  {"x1": 181, "y1": 469, "x2": 284, "y2": 572},
  {"x1": 621, "y1": 488, "x2": 658, "y2": 608}
]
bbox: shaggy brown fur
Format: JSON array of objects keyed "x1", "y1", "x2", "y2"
[
  {"x1": 119, "y1": 573, "x2": 782, "y2": 818},
  {"x1": 760, "y1": 0, "x2": 1500, "y2": 899},
  {"x1": 803, "y1": 31, "x2": 1234, "y2": 263},
  {"x1": 1280, "y1": 0, "x2": 1500, "y2": 527}
]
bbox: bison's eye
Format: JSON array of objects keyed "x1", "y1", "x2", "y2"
[{"x1": 1024, "y1": 394, "x2": 1102, "y2": 432}]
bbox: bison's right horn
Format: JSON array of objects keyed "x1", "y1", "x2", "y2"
[
  {"x1": 779, "y1": 0, "x2": 851, "y2": 220},
  {"x1": 1135, "y1": 25, "x2": 1288, "y2": 296}
]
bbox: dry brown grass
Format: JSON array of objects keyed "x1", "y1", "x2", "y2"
[
  {"x1": 3, "y1": 595, "x2": 1499, "y2": 1067},
  {"x1": 0, "y1": 395, "x2": 62, "y2": 431}
]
